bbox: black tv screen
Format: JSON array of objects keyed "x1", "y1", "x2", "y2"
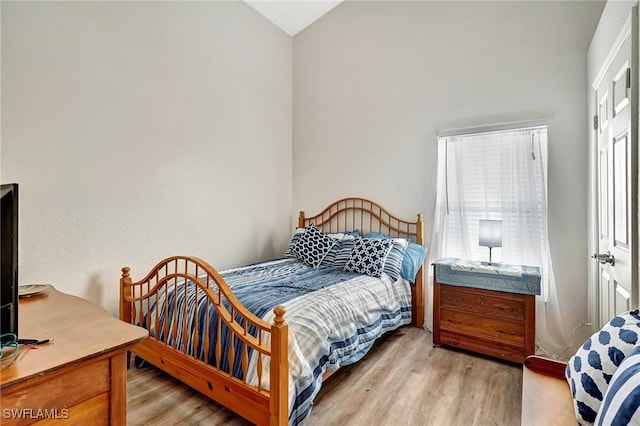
[{"x1": 1, "y1": 183, "x2": 18, "y2": 340}]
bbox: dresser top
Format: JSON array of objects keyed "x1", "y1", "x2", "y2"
[
  {"x1": 433, "y1": 257, "x2": 541, "y2": 295},
  {"x1": 0, "y1": 287, "x2": 147, "y2": 387}
]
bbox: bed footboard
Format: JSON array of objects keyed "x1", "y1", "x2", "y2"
[{"x1": 120, "y1": 256, "x2": 288, "y2": 426}]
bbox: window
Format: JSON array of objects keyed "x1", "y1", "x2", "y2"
[
  {"x1": 428, "y1": 122, "x2": 568, "y2": 354},
  {"x1": 438, "y1": 127, "x2": 549, "y2": 294}
]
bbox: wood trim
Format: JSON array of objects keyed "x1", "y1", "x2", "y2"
[
  {"x1": 269, "y1": 307, "x2": 288, "y2": 426},
  {"x1": 110, "y1": 352, "x2": 127, "y2": 424},
  {"x1": 433, "y1": 274, "x2": 441, "y2": 345},
  {"x1": 523, "y1": 296, "x2": 536, "y2": 358},
  {"x1": 523, "y1": 355, "x2": 567, "y2": 378},
  {"x1": 132, "y1": 338, "x2": 271, "y2": 425}
]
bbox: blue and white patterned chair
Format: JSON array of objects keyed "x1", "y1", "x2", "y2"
[{"x1": 522, "y1": 310, "x2": 640, "y2": 426}]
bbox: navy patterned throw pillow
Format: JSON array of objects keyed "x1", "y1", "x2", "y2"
[
  {"x1": 566, "y1": 310, "x2": 640, "y2": 424},
  {"x1": 596, "y1": 345, "x2": 640, "y2": 425},
  {"x1": 343, "y1": 237, "x2": 393, "y2": 278},
  {"x1": 294, "y1": 224, "x2": 337, "y2": 268},
  {"x1": 364, "y1": 232, "x2": 409, "y2": 282}
]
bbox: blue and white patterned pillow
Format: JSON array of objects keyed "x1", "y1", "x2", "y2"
[
  {"x1": 383, "y1": 238, "x2": 408, "y2": 281},
  {"x1": 284, "y1": 227, "x2": 305, "y2": 258},
  {"x1": 294, "y1": 224, "x2": 337, "y2": 268},
  {"x1": 596, "y1": 345, "x2": 640, "y2": 425},
  {"x1": 319, "y1": 232, "x2": 345, "y2": 266},
  {"x1": 566, "y1": 310, "x2": 640, "y2": 424},
  {"x1": 343, "y1": 237, "x2": 393, "y2": 278},
  {"x1": 364, "y1": 232, "x2": 424, "y2": 282},
  {"x1": 327, "y1": 234, "x2": 357, "y2": 267}
]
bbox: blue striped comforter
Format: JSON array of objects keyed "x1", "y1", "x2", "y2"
[{"x1": 146, "y1": 258, "x2": 412, "y2": 425}]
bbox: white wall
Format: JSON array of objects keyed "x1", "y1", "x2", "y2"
[
  {"x1": 293, "y1": 1, "x2": 604, "y2": 352},
  {"x1": 1, "y1": 2, "x2": 293, "y2": 314}
]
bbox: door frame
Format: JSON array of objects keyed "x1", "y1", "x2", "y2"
[{"x1": 589, "y1": 8, "x2": 639, "y2": 330}]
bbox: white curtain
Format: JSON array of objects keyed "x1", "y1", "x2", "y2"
[{"x1": 426, "y1": 126, "x2": 569, "y2": 356}]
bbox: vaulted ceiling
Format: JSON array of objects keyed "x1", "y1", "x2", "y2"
[{"x1": 245, "y1": 1, "x2": 342, "y2": 36}]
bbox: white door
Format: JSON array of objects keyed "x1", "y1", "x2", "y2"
[{"x1": 593, "y1": 14, "x2": 639, "y2": 328}]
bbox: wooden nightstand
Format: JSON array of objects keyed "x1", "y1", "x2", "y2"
[{"x1": 432, "y1": 258, "x2": 541, "y2": 364}]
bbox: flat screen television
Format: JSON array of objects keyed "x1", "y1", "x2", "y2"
[{"x1": 1, "y1": 183, "x2": 18, "y2": 341}]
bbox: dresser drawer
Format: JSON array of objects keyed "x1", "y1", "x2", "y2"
[
  {"x1": 439, "y1": 329, "x2": 526, "y2": 363},
  {"x1": 2, "y1": 358, "x2": 110, "y2": 425},
  {"x1": 440, "y1": 285, "x2": 525, "y2": 321},
  {"x1": 440, "y1": 308, "x2": 525, "y2": 344}
]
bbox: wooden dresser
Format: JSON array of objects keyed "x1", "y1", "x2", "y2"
[
  {"x1": 432, "y1": 259, "x2": 540, "y2": 364},
  {"x1": 0, "y1": 287, "x2": 147, "y2": 425}
]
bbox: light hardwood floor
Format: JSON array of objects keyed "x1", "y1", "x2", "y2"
[{"x1": 127, "y1": 327, "x2": 522, "y2": 425}]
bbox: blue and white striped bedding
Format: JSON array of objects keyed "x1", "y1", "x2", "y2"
[{"x1": 145, "y1": 257, "x2": 412, "y2": 425}]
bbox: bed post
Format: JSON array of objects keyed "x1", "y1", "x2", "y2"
[
  {"x1": 120, "y1": 267, "x2": 132, "y2": 324},
  {"x1": 298, "y1": 210, "x2": 306, "y2": 228},
  {"x1": 120, "y1": 266, "x2": 134, "y2": 368},
  {"x1": 413, "y1": 214, "x2": 425, "y2": 328},
  {"x1": 270, "y1": 306, "x2": 289, "y2": 426}
]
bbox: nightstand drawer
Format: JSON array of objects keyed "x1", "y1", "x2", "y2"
[
  {"x1": 438, "y1": 330, "x2": 525, "y2": 363},
  {"x1": 440, "y1": 308, "x2": 525, "y2": 343},
  {"x1": 440, "y1": 285, "x2": 525, "y2": 321}
]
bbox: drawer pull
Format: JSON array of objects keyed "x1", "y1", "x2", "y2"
[
  {"x1": 446, "y1": 318, "x2": 462, "y2": 325},
  {"x1": 497, "y1": 329, "x2": 516, "y2": 336},
  {"x1": 497, "y1": 305, "x2": 515, "y2": 312}
]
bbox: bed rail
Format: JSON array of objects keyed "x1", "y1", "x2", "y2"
[
  {"x1": 120, "y1": 255, "x2": 288, "y2": 426},
  {"x1": 299, "y1": 197, "x2": 425, "y2": 328}
]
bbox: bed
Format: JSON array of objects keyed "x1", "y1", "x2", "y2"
[{"x1": 119, "y1": 197, "x2": 425, "y2": 426}]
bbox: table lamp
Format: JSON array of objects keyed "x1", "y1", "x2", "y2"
[{"x1": 479, "y1": 219, "x2": 502, "y2": 265}]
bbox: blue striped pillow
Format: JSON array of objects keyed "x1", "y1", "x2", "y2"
[
  {"x1": 596, "y1": 345, "x2": 640, "y2": 425},
  {"x1": 383, "y1": 238, "x2": 408, "y2": 281},
  {"x1": 320, "y1": 232, "x2": 345, "y2": 266},
  {"x1": 328, "y1": 235, "x2": 357, "y2": 267}
]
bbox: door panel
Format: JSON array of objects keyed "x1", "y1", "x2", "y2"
[
  {"x1": 613, "y1": 62, "x2": 630, "y2": 115},
  {"x1": 599, "y1": 149, "x2": 609, "y2": 238},
  {"x1": 600, "y1": 269, "x2": 611, "y2": 322},
  {"x1": 615, "y1": 282, "x2": 631, "y2": 314},
  {"x1": 613, "y1": 133, "x2": 629, "y2": 247}
]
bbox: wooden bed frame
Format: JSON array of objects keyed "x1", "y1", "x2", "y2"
[{"x1": 120, "y1": 197, "x2": 425, "y2": 426}]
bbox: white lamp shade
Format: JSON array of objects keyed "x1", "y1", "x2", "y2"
[{"x1": 479, "y1": 220, "x2": 502, "y2": 248}]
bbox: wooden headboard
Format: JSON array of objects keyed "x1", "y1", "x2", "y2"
[{"x1": 298, "y1": 197, "x2": 425, "y2": 328}]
